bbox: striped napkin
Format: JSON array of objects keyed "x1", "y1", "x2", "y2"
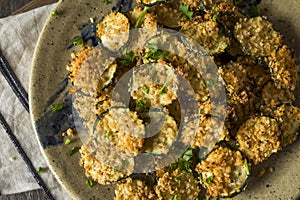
[{"x1": 0, "y1": 4, "x2": 70, "y2": 199}]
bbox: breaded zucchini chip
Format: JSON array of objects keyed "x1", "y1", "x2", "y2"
[
  {"x1": 127, "y1": 5, "x2": 158, "y2": 29},
  {"x1": 195, "y1": 146, "x2": 249, "y2": 197},
  {"x1": 271, "y1": 104, "x2": 300, "y2": 147},
  {"x1": 265, "y1": 45, "x2": 298, "y2": 90},
  {"x1": 235, "y1": 17, "x2": 282, "y2": 57},
  {"x1": 236, "y1": 116, "x2": 281, "y2": 165},
  {"x1": 97, "y1": 12, "x2": 130, "y2": 51},
  {"x1": 144, "y1": 114, "x2": 178, "y2": 154},
  {"x1": 181, "y1": 19, "x2": 230, "y2": 54},
  {"x1": 155, "y1": 168, "x2": 200, "y2": 200},
  {"x1": 261, "y1": 81, "x2": 295, "y2": 114},
  {"x1": 95, "y1": 109, "x2": 145, "y2": 154},
  {"x1": 115, "y1": 178, "x2": 156, "y2": 200},
  {"x1": 66, "y1": 46, "x2": 93, "y2": 84},
  {"x1": 79, "y1": 144, "x2": 131, "y2": 185}
]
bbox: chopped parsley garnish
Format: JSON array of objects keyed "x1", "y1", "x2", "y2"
[
  {"x1": 67, "y1": 146, "x2": 80, "y2": 156},
  {"x1": 114, "y1": 167, "x2": 119, "y2": 172},
  {"x1": 86, "y1": 179, "x2": 93, "y2": 187},
  {"x1": 145, "y1": 43, "x2": 170, "y2": 60},
  {"x1": 173, "y1": 194, "x2": 181, "y2": 200},
  {"x1": 169, "y1": 163, "x2": 177, "y2": 171},
  {"x1": 169, "y1": 148, "x2": 193, "y2": 173},
  {"x1": 179, "y1": 4, "x2": 193, "y2": 20},
  {"x1": 205, "y1": 78, "x2": 218, "y2": 87},
  {"x1": 51, "y1": 10, "x2": 58, "y2": 16},
  {"x1": 158, "y1": 84, "x2": 167, "y2": 95},
  {"x1": 249, "y1": 5, "x2": 261, "y2": 17},
  {"x1": 103, "y1": 0, "x2": 109, "y2": 5},
  {"x1": 212, "y1": 11, "x2": 218, "y2": 22},
  {"x1": 73, "y1": 36, "x2": 84, "y2": 47},
  {"x1": 106, "y1": 131, "x2": 112, "y2": 137},
  {"x1": 182, "y1": 148, "x2": 193, "y2": 161},
  {"x1": 206, "y1": 176, "x2": 214, "y2": 184},
  {"x1": 135, "y1": 6, "x2": 149, "y2": 28},
  {"x1": 244, "y1": 159, "x2": 250, "y2": 175},
  {"x1": 143, "y1": 85, "x2": 150, "y2": 94},
  {"x1": 226, "y1": 93, "x2": 232, "y2": 100},
  {"x1": 118, "y1": 48, "x2": 136, "y2": 67},
  {"x1": 36, "y1": 167, "x2": 42, "y2": 174},
  {"x1": 174, "y1": 172, "x2": 184, "y2": 182},
  {"x1": 180, "y1": 161, "x2": 193, "y2": 173},
  {"x1": 51, "y1": 104, "x2": 63, "y2": 112},
  {"x1": 136, "y1": 99, "x2": 147, "y2": 112},
  {"x1": 65, "y1": 138, "x2": 72, "y2": 145}
]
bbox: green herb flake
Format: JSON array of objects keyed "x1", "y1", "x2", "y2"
[
  {"x1": 67, "y1": 146, "x2": 80, "y2": 156},
  {"x1": 205, "y1": 78, "x2": 218, "y2": 88},
  {"x1": 106, "y1": 131, "x2": 112, "y2": 137},
  {"x1": 114, "y1": 167, "x2": 119, "y2": 172},
  {"x1": 36, "y1": 167, "x2": 42, "y2": 174},
  {"x1": 142, "y1": 85, "x2": 150, "y2": 94},
  {"x1": 226, "y1": 93, "x2": 232, "y2": 100},
  {"x1": 173, "y1": 194, "x2": 181, "y2": 200},
  {"x1": 158, "y1": 80, "x2": 169, "y2": 95},
  {"x1": 184, "y1": 161, "x2": 192, "y2": 173},
  {"x1": 51, "y1": 10, "x2": 58, "y2": 16},
  {"x1": 244, "y1": 159, "x2": 250, "y2": 175},
  {"x1": 169, "y1": 163, "x2": 177, "y2": 171},
  {"x1": 206, "y1": 176, "x2": 214, "y2": 184},
  {"x1": 249, "y1": 5, "x2": 261, "y2": 17},
  {"x1": 136, "y1": 99, "x2": 147, "y2": 112},
  {"x1": 73, "y1": 36, "x2": 84, "y2": 47},
  {"x1": 174, "y1": 172, "x2": 184, "y2": 182},
  {"x1": 170, "y1": 148, "x2": 194, "y2": 173},
  {"x1": 51, "y1": 104, "x2": 63, "y2": 112},
  {"x1": 118, "y1": 48, "x2": 136, "y2": 67},
  {"x1": 103, "y1": 0, "x2": 109, "y2": 5},
  {"x1": 212, "y1": 12, "x2": 218, "y2": 22},
  {"x1": 158, "y1": 85, "x2": 167, "y2": 95},
  {"x1": 177, "y1": 160, "x2": 192, "y2": 173},
  {"x1": 182, "y1": 148, "x2": 193, "y2": 161},
  {"x1": 179, "y1": 4, "x2": 193, "y2": 20},
  {"x1": 145, "y1": 43, "x2": 170, "y2": 60},
  {"x1": 135, "y1": 6, "x2": 149, "y2": 28},
  {"x1": 65, "y1": 138, "x2": 72, "y2": 145},
  {"x1": 86, "y1": 179, "x2": 93, "y2": 188}
]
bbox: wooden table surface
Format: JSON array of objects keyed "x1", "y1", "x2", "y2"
[{"x1": 0, "y1": 1, "x2": 58, "y2": 199}]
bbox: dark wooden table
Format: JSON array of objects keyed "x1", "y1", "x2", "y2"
[
  {"x1": 0, "y1": 1, "x2": 58, "y2": 199},
  {"x1": 0, "y1": 0, "x2": 32, "y2": 18}
]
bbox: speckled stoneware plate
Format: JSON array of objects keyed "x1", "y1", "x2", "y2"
[{"x1": 30, "y1": 0, "x2": 300, "y2": 199}]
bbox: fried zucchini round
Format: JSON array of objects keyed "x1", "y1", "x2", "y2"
[
  {"x1": 234, "y1": 16, "x2": 282, "y2": 57},
  {"x1": 236, "y1": 116, "x2": 281, "y2": 165}
]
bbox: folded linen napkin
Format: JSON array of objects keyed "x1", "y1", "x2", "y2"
[{"x1": 0, "y1": 4, "x2": 70, "y2": 199}]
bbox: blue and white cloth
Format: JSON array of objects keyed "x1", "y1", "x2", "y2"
[{"x1": 0, "y1": 4, "x2": 70, "y2": 199}]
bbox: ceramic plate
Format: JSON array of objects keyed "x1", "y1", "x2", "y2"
[{"x1": 30, "y1": 0, "x2": 300, "y2": 199}]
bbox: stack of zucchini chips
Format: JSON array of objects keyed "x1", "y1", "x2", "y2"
[{"x1": 66, "y1": 0, "x2": 299, "y2": 199}]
